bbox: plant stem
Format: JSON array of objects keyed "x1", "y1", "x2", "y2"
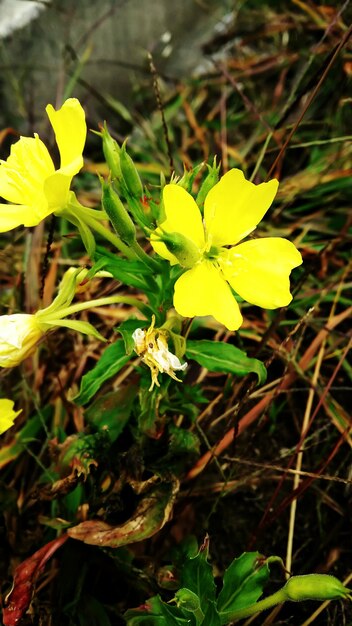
[
  {"x1": 81, "y1": 213, "x2": 137, "y2": 259},
  {"x1": 220, "y1": 588, "x2": 287, "y2": 623},
  {"x1": 43, "y1": 295, "x2": 149, "y2": 320},
  {"x1": 63, "y1": 196, "x2": 138, "y2": 259},
  {"x1": 130, "y1": 240, "x2": 160, "y2": 270}
]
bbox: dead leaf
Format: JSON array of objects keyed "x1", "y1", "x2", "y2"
[
  {"x1": 3, "y1": 534, "x2": 68, "y2": 626},
  {"x1": 68, "y1": 480, "x2": 179, "y2": 547}
]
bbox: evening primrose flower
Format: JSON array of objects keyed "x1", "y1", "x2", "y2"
[
  {"x1": 0, "y1": 98, "x2": 86, "y2": 232},
  {"x1": 0, "y1": 399, "x2": 22, "y2": 435},
  {"x1": 132, "y1": 318, "x2": 187, "y2": 390},
  {"x1": 151, "y1": 169, "x2": 302, "y2": 330}
]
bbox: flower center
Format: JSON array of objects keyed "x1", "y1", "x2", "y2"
[{"x1": 203, "y1": 245, "x2": 220, "y2": 261}]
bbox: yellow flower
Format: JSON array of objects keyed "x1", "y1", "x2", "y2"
[
  {"x1": 0, "y1": 399, "x2": 22, "y2": 435},
  {"x1": 132, "y1": 318, "x2": 187, "y2": 390},
  {"x1": 0, "y1": 98, "x2": 86, "y2": 232},
  {"x1": 0, "y1": 314, "x2": 44, "y2": 367},
  {"x1": 151, "y1": 169, "x2": 302, "y2": 330}
]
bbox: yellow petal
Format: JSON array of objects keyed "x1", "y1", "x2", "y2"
[
  {"x1": 44, "y1": 172, "x2": 72, "y2": 212},
  {"x1": 173, "y1": 261, "x2": 243, "y2": 331},
  {"x1": 161, "y1": 184, "x2": 205, "y2": 246},
  {"x1": 220, "y1": 237, "x2": 302, "y2": 309},
  {"x1": 0, "y1": 399, "x2": 21, "y2": 435},
  {"x1": 0, "y1": 204, "x2": 36, "y2": 232},
  {"x1": 0, "y1": 135, "x2": 54, "y2": 205},
  {"x1": 150, "y1": 184, "x2": 205, "y2": 263},
  {"x1": 204, "y1": 169, "x2": 279, "y2": 246},
  {"x1": 46, "y1": 98, "x2": 86, "y2": 177}
]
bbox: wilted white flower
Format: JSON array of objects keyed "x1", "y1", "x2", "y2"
[{"x1": 132, "y1": 317, "x2": 187, "y2": 390}]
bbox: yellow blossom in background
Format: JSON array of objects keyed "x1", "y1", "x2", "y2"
[
  {"x1": 132, "y1": 318, "x2": 187, "y2": 390},
  {"x1": 0, "y1": 399, "x2": 22, "y2": 435},
  {"x1": 0, "y1": 98, "x2": 86, "y2": 232},
  {"x1": 0, "y1": 314, "x2": 44, "y2": 367},
  {"x1": 151, "y1": 169, "x2": 302, "y2": 330}
]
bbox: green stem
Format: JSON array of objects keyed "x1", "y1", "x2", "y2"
[
  {"x1": 130, "y1": 240, "x2": 160, "y2": 270},
  {"x1": 43, "y1": 295, "x2": 149, "y2": 320},
  {"x1": 220, "y1": 588, "x2": 287, "y2": 623},
  {"x1": 79, "y1": 213, "x2": 137, "y2": 259},
  {"x1": 63, "y1": 196, "x2": 138, "y2": 259}
]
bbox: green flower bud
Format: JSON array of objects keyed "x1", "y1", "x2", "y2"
[
  {"x1": 159, "y1": 230, "x2": 202, "y2": 268},
  {"x1": 101, "y1": 178, "x2": 136, "y2": 246},
  {"x1": 284, "y1": 574, "x2": 351, "y2": 602},
  {"x1": 177, "y1": 162, "x2": 205, "y2": 193},
  {"x1": 120, "y1": 140, "x2": 143, "y2": 199},
  {"x1": 156, "y1": 565, "x2": 179, "y2": 590},
  {"x1": 196, "y1": 157, "x2": 220, "y2": 209},
  {"x1": 175, "y1": 588, "x2": 201, "y2": 612},
  {"x1": 100, "y1": 123, "x2": 123, "y2": 182}
]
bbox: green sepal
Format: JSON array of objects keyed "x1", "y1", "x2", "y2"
[
  {"x1": 176, "y1": 162, "x2": 205, "y2": 193},
  {"x1": 41, "y1": 318, "x2": 106, "y2": 342},
  {"x1": 196, "y1": 156, "x2": 220, "y2": 210}
]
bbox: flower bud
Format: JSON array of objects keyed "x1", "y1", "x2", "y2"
[
  {"x1": 159, "y1": 230, "x2": 202, "y2": 268},
  {"x1": 196, "y1": 157, "x2": 220, "y2": 209},
  {"x1": 120, "y1": 140, "x2": 143, "y2": 199},
  {"x1": 0, "y1": 399, "x2": 22, "y2": 435},
  {"x1": 0, "y1": 314, "x2": 44, "y2": 368},
  {"x1": 177, "y1": 162, "x2": 205, "y2": 193},
  {"x1": 100, "y1": 123, "x2": 123, "y2": 182},
  {"x1": 101, "y1": 177, "x2": 136, "y2": 246},
  {"x1": 284, "y1": 574, "x2": 351, "y2": 602}
]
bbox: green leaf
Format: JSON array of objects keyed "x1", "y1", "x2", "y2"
[
  {"x1": 76, "y1": 595, "x2": 112, "y2": 626},
  {"x1": 138, "y1": 384, "x2": 164, "y2": 438},
  {"x1": 216, "y1": 552, "x2": 275, "y2": 618},
  {"x1": 124, "y1": 595, "x2": 190, "y2": 626},
  {"x1": 43, "y1": 318, "x2": 105, "y2": 341},
  {"x1": 158, "y1": 600, "x2": 191, "y2": 625},
  {"x1": 186, "y1": 340, "x2": 267, "y2": 385},
  {"x1": 201, "y1": 601, "x2": 221, "y2": 626},
  {"x1": 73, "y1": 339, "x2": 131, "y2": 406},
  {"x1": 124, "y1": 596, "x2": 167, "y2": 625},
  {"x1": 117, "y1": 318, "x2": 149, "y2": 355},
  {"x1": 85, "y1": 385, "x2": 136, "y2": 441},
  {"x1": 93, "y1": 252, "x2": 158, "y2": 292},
  {"x1": 153, "y1": 424, "x2": 200, "y2": 474},
  {"x1": 181, "y1": 537, "x2": 216, "y2": 616}
]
